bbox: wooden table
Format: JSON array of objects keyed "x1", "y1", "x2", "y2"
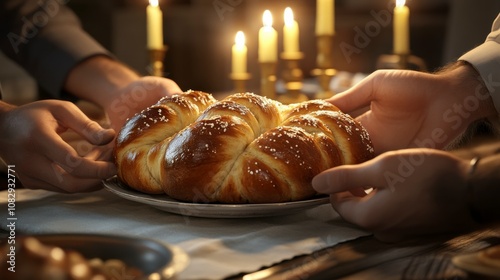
[
  {"x1": 2, "y1": 225, "x2": 499, "y2": 279},
  {"x1": 226, "y1": 226, "x2": 500, "y2": 280}
]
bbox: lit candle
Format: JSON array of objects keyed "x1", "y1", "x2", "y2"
[
  {"x1": 315, "y1": 0, "x2": 334, "y2": 36},
  {"x1": 232, "y1": 31, "x2": 247, "y2": 74},
  {"x1": 147, "y1": 0, "x2": 163, "y2": 49},
  {"x1": 393, "y1": 0, "x2": 410, "y2": 54},
  {"x1": 283, "y1": 7, "x2": 300, "y2": 54},
  {"x1": 258, "y1": 10, "x2": 278, "y2": 62}
]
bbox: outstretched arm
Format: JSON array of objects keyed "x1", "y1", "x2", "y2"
[
  {"x1": 326, "y1": 63, "x2": 497, "y2": 154},
  {"x1": 0, "y1": 1, "x2": 182, "y2": 192},
  {"x1": 64, "y1": 56, "x2": 182, "y2": 132}
]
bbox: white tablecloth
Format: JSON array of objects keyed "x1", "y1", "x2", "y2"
[{"x1": 0, "y1": 189, "x2": 369, "y2": 279}]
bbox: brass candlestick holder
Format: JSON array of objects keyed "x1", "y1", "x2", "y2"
[
  {"x1": 229, "y1": 72, "x2": 251, "y2": 93},
  {"x1": 259, "y1": 62, "x2": 277, "y2": 99},
  {"x1": 148, "y1": 46, "x2": 167, "y2": 77},
  {"x1": 376, "y1": 52, "x2": 427, "y2": 71},
  {"x1": 277, "y1": 52, "x2": 309, "y2": 104},
  {"x1": 312, "y1": 35, "x2": 336, "y2": 99}
]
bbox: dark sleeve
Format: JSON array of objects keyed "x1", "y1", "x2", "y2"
[{"x1": 0, "y1": 0, "x2": 110, "y2": 98}]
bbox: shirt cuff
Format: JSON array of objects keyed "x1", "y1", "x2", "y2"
[{"x1": 459, "y1": 40, "x2": 500, "y2": 115}]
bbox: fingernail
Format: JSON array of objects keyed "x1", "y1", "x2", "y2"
[
  {"x1": 101, "y1": 164, "x2": 117, "y2": 179},
  {"x1": 311, "y1": 174, "x2": 327, "y2": 193},
  {"x1": 97, "y1": 128, "x2": 116, "y2": 144}
]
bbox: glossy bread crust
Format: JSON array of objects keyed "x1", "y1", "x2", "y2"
[{"x1": 114, "y1": 91, "x2": 374, "y2": 203}]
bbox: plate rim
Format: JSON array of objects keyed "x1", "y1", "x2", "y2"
[{"x1": 103, "y1": 176, "x2": 330, "y2": 218}]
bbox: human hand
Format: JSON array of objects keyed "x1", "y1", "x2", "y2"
[
  {"x1": 63, "y1": 56, "x2": 182, "y2": 132},
  {"x1": 326, "y1": 65, "x2": 495, "y2": 154},
  {"x1": 0, "y1": 100, "x2": 116, "y2": 192},
  {"x1": 312, "y1": 148, "x2": 478, "y2": 242},
  {"x1": 105, "y1": 76, "x2": 182, "y2": 132}
]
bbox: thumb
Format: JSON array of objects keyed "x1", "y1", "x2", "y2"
[
  {"x1": 312, "y1": 159, "x2": 388, "y2": 194},
  {"x1": 54, "y1": 103, "x2": 115, "y2": 145},
  {"x1": 325, "y1": 73, "x2": 377, "y2": 113}
]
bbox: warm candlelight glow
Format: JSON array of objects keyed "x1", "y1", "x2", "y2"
[
  {"x1": 259, "y1": 10, "x2": 278, "y2": 62},
  {"x1": 315, "y1": 0, "x2": 334, "y2": 35},
  {"x1": 263, "y1": 10, "x2": 273, "y2": 27},
  {"x1": 284, "y1": 7, "x2": 294, "y2": 26},
  {"x1": 393, "y1": 0, "x2": 410, "y2": 54},
  {"x1": 235, "y1": 31, "x2": 245, "y2": 46},
  {"x1": 283, "y1": 7, "x2": 300, "y2": 54},
  {"x1": 147, "y1": 0, "x2": 163, "y2": 49},
  {"x1": 232, "y1": 31, "x2": 247, "y2": 74}
]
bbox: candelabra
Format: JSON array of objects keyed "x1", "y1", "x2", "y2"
[
  {"x1": 376, "y1": 52, "x2": 427, "y2": 71},
  {"x1": 312, "y1": 35, "x2": 336, "y2": 99},
  {"x1": 229, "y1": 72, "x2": 251, "y2": 93},
  {"x1": 148, "y1": 46, "x2": 167, "y2": 77},
  {"x1": 277, "y1": 52, "x2": 309, "y2": 104},
  {"x1": 260, "y1": 62, "x2": 277, "y2": 99}
]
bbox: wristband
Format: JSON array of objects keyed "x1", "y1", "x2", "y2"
[
  {"x1": 466, "y1": 157, "x2": 483, "y2": 223},
  {"x1": 469, "y1": 157, "x2": 480, "y2": 175}
]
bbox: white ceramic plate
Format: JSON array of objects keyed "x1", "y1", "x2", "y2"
[{"x1": 103, "y1": 176, "x2": 330, "y2": 218}]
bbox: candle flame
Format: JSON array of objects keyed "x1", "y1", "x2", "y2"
[
  {"x1": 284, "y1": 7, "x2": 294, "y2": 26},
  {"x1": 149, "y1": 0, "x2": 159, "y2": 7},
  {"x1": 235, "y1": 31, "x2": 245, "y2": 46},
  {"x1": 396, "y1": 0, "x2": 406, "y2": 7},
  {"x1": 263, "y1": 10, "x2": 273, "y2": 27}
]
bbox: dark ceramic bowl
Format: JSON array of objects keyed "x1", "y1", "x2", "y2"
[{"x1": 18, "y1": 233, "x2": 188, "y2": 279}]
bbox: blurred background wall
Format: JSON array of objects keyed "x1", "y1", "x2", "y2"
[{"x1": 1, "y1": 0, "x2": 499, "y2": 104}]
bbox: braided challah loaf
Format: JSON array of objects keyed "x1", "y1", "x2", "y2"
[{"x1": 114, "y1": 91, "x2": 374, "y2": 203}]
